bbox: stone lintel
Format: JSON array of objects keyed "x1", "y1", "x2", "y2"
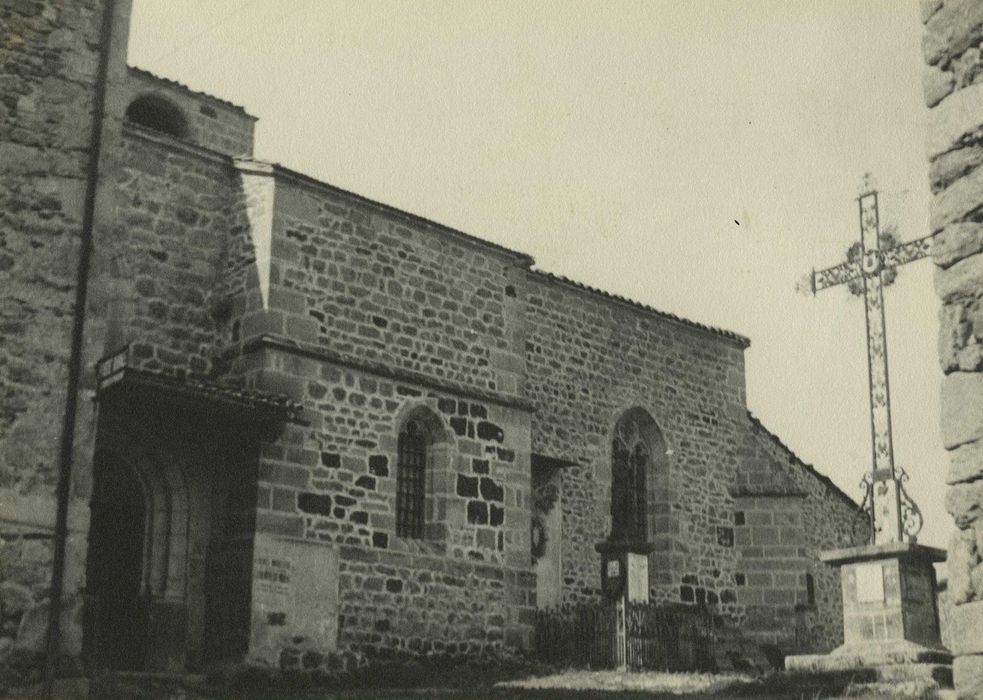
[{"x1": 819, "y1": 540, "x2": 947, "y2": 566}]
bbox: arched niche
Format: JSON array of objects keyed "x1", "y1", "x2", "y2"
[{"x1": 125, "y1": 93, "x2": 190, "y2": 140}]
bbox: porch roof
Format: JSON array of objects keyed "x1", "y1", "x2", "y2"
[{"x1": 95, "y1": 346, "x2": 303, "y2": 424}]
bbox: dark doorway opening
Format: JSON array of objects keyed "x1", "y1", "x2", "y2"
[{"x1": 84, "y1": 452, "x2": 149, "y2": 670}]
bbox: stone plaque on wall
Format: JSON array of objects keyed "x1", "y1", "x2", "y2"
[
  {"x1": 855, "y1": 562, "x2": 885, "y2": 603},
  {"x1": 626, "y1": 552, "x2": 649, "y2": 603},
  {"x1": 250, "y1": 533, "x2": 339, "y2": 663}
]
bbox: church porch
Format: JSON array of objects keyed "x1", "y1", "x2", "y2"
[{"x1": 82, "y1": 350, "x2": 296, "y2": 674}]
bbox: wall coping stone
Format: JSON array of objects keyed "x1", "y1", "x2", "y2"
[{"x1": 226, "y1": 334, "x2": 537, "y2": 412}]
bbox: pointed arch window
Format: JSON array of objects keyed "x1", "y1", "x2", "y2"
[
  {"x1": 609, "y1": 408, "x2": 665, "y2": 545},
  {"x1": 611, "y1": 418, "x2": 650, "y2": 542},
  {"x1": 396, "y1": 418, "x2": 427, "y2": 539}
]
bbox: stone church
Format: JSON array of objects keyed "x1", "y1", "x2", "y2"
[{"x1": 1, "y1": 0, "x2": 861, "y2": 678}]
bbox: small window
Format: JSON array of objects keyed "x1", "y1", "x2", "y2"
[
  {"x1": 806, "y1": 573, "x2": 816, "y2": 606},
  {"x1": 125, "y1": 95, "x2": 189, "y2": 139},
  {"x1": 396, "y1": 419, "x2": 427, "y2": 539}
]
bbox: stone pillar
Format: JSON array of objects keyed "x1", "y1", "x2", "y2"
[{"x1": 921, "y1": 1, "x2": 983, "y2": 696}]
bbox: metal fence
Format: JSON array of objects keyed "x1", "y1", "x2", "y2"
[{"x1": 535, "y1": 602, "x2": 716, "y2": 672}]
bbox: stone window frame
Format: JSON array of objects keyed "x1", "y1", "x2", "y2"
[
  {"x1": 396, "y1": 418, "x2": 428, "y2": 539},
  {"x1": 390, "y1": 401, "x2": 455, "y2": 554}
]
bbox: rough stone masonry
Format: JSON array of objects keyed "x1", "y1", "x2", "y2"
[
  {"x1": 1, "y1": 0, "x2": 861, "y2": 680},
  {"x1": 922, "y1": 0, "x2": 983, "y2": 696}
]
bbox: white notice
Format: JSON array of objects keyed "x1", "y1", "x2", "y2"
[{"x1": 855, "y1": 562, "x2": 885, "y2": 603}]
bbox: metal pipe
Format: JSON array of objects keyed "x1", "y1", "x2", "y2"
[{"x1": 43, "y1": 0, "x2": 117, "y2": 695}]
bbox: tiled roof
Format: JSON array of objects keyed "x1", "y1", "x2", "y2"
[
  {"x1": 531, "y1": 270, "x2": 751, "y2": 347},
  {"x1": 746, "y1": 412, "x2": 859, "y2": 509},
  {"x1": 96, "y1": 346, "x2": 302, "y2": 420}
]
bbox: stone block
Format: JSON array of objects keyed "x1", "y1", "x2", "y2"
[
  {"x1": 939, "y1": 303, "x2": 971, "y2": 372},
  {"x1": 953, "y1": 653, "x2": 983, "y2": 697},
  {"x1": 921, "y1": 0, "x2": 943, "y2": 24},
  {"x1": 935, "y1": 223, "x2": 983, "y2": 269},
  {"x1": 256, "y1": 512, "x2": 304, "y2": 538},
  {"x1": 941, "y1": 371, "x2": 983, "y2": 449},
  {"x1": 930, "y1": 145, "x2": 983, "y2": 193},
  {"x1": 933, "y1": 168, "x2": 983, "y2": 235},
  {"x1": 927, "y1": 84, "x2": 983, "y2": 159},
  {"x1": 948, "y1": 439, "x2": 983, "y2": 484},
  {"x1": 947, "y1": 480, "x2": 983, "y2": 528},
  {"x1": 950, "y1": 528, "x2": 979, "y2": 604},
  {"x1": 923, "y1": 0, "x2": 983, "y2": 67},
  {"x1": 925, "y1": 63, "x2": 956, "y2": 107}
]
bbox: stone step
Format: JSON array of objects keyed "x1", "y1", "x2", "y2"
[
  {"x1": 873, "y1": 662, "x2": 953, "y2": 686},
  {"x1": 833, "y1": 679, "x2": 945, "y2": 699},
  {"x1": 786, "y1": 641, "x2": 953, "y2": 673}
]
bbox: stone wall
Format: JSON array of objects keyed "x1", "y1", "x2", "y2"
[
  {"x1": 922, "y1": 1, "x2": 983, "y2": 695},
  {"x1": 734, "y1": 418, "x2": 860, "y2": 653},
  {"x1": 0, "y1": 0, "x2": 131, "y2": 664},
  {"x1": 522, "y1": 272, "x2": 750, "y2": 616},
  {"x1": 222, "y1": 169, "x2": 538, "y2": 665},
  {"x1": 108, "y1": 126, "x2": 245, "y2": 375}
]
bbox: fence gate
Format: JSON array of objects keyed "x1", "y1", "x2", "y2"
[{"x1": 535, "y1": 602, "x2": 715, "y2": 672}]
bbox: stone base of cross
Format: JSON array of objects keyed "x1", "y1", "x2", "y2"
[{"x1": 785, "y1": 175, "x2": 948, "y2": 681}]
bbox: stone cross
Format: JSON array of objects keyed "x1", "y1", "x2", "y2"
[{"x1": 801, "y1": 174, "x2": 933, "y2": 545}]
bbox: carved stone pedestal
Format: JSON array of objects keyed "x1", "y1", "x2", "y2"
[
  {"x1": 595, "y1": 539, "x2": 653, "y2": 603},
  {"x1": 786, "y1": 541, "x2": 950, "y2": 687}
]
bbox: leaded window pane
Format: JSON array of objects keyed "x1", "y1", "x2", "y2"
[{"x1": 396, "y1": 420, "x2": 427, "y2": 539}]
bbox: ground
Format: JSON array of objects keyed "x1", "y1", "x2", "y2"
[
  {"x1": 3, "y1": 668, "x2": 960, "y2": 700},
  {"x1": 114, "y1": 670, "x2": 954, "y2": 700}
]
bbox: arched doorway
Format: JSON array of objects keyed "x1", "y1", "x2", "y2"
[{"x1": 84, "y1": 452, "x2": 150, "y2": 670}]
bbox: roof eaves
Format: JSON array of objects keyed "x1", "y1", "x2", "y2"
[
  {"x1": 128, "y1": 65, "x2": 256, "y2": 119},
  {"x1": 530, "y1": 270, "x2": 751, "y2": 348},
  {"x1": 254, "y1": 159, "x2": 537, "y2": 267},
  {"x1": 746, "y1": 412, "x2": 860, "y2": 510}
]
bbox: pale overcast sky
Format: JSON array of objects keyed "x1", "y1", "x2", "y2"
[{"x1": 127, "y1": 1, "x2": 947, "y2": 548}]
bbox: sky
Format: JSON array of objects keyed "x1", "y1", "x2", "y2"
[{"x1": 127, "y1": 1, "x2": 949, "y2": 549}]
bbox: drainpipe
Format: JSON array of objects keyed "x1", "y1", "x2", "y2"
[{"x1": 43, "y1": 0, "x2": 117, "y2": 695}]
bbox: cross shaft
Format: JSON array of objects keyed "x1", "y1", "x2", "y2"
[{"x1": 805, "y1": 178, "x2": 932, "y2": 545}]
